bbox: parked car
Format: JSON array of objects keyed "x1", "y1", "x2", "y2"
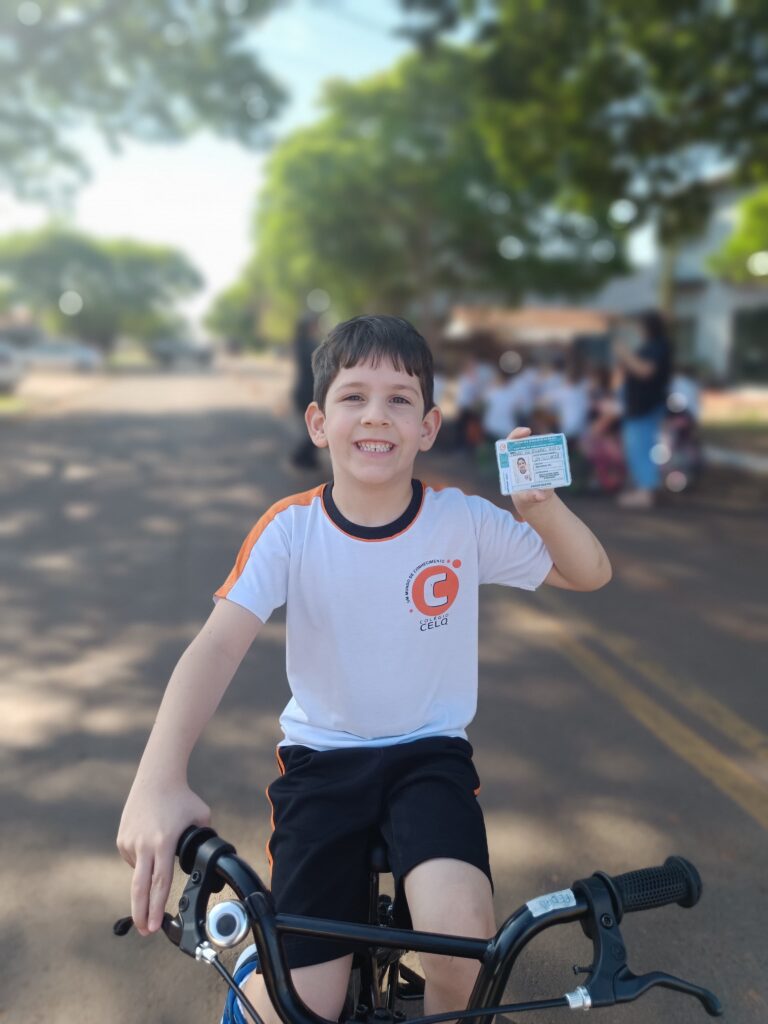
[
  {"x1": 21, "y1": 339, "x2": 104, "y2": 372},
  {"x1": 150, "y1": 337, "x2": 213, "y2": 369},
  {"x1": 0, "y1": 341, "x2": 25, "y2": 393}
]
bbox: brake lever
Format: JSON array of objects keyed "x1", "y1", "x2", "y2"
[
  {"x1": 571, "y1": 875, "x2": 723, "y2": 1017},
  {"x1": 113, "y1": 912, "x2": 182, "y2": 945},
  {"x1": 612, "y1": 965, "x2": 723, "y2": 1016}
]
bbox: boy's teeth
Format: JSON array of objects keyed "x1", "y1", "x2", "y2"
[{"x1": 358, "y1": 442, "x2": 392, "y2": 452}]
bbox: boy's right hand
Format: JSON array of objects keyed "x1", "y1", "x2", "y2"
[{"x1": 116, "y1": 781, "x2": 211, "y2": 936}]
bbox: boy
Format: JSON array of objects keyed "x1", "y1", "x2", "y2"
[{"x1": 117, "y1": 315, "x2": 611, "y2": 1024}]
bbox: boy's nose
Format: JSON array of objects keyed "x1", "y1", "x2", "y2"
[{"x1": 361, "y1": 403, "x2": 391, "y2": 425}]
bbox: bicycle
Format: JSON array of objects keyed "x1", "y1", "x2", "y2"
[{"x1": 114, "y1": 826, "x2": 723, "y2": 1023}]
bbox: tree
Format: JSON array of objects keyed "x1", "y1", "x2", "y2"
[
  {"x1": 0, "y1": 0, "x2": 286, "y2": 201},
  {"x1": 205, "y1": 269, "x2": 268, "y2": 350},
  {"x1": 709, "y1": 186, "x2": 768, "y2": 285},
  {"x1": 398, "y1": 0, "x2": 768, "y2": 308},
  {"x1": 0, "y1": 226, "x2": 203, "y2": 349},
  {"x1": 254, "y1": 46, "x2": 624, "y2": 339}
]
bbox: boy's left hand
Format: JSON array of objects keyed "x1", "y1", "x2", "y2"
[{"x1": 506, "y1": 427, "x2": 556, "y2": 519}]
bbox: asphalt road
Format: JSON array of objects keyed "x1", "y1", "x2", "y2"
[{"x1": 2, "y1": 361, "x2": 766, "y2": 1024}]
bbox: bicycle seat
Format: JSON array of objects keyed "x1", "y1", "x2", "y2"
[{"x1": 368, "y1": 839, "x2": 390, "y2": 874}]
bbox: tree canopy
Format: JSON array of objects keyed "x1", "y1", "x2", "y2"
[
  {"x1": 0, "y1": 227, "x2": 203, "y2": 349},
  {"x1": 205, "y1": 265, "x2": 268, "y2": 349},
  {"x1": 0, "y1": 0, "x2": 286, "y2": 201},
  {"x1": 709, "y1": 186, "x2": 768, "y2": 285},
  {"x1": 252, "y1": 46, "x2": 625, "y2": 338},
  {"x1": 398, "y1": 0, "x2": 768, "y2": 252}
]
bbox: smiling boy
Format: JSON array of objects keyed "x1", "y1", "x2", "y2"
[{"x1": 117, "y1": 314, "x2": 611, "y2": 1024}]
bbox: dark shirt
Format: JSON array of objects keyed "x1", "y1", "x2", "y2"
[
  {"x1": 624, "y1": 336, "x2": 671, "y2": 418},
  {"x1": 292, "y1": 332, "x2": 315, "y2": 411}
]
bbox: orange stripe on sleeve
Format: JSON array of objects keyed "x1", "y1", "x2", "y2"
[
  {"x1": 265, "y1": 745, "x2": 288, "y2": 875},
  {"x1": 214, "y1": 484, "x2": 324, "y2": 600}
]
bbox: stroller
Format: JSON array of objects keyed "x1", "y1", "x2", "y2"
[{"x1": 659, "y1": 410, "x2": 704, "y2": 490}]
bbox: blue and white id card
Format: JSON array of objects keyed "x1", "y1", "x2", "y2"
[{"x1": 495, "y1": 433, "x2": 572, "y2": 495}]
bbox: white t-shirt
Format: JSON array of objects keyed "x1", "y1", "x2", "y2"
[
  {"x1": 512, "y1": 367, "x2": 539, "y2": 418},
  {"x1": 551, "y1": 380, "x2": 591, "y2": 437},
  {"x1": 483, "y1": 382, "x2": 518, "y2": 438},
  {"x1": 215, "y1": 482, "x2": 553, "y2": 751}
]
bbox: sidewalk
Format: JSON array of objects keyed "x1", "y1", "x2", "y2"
[
  {"x1": 700, "y1": 386, "x2": 768, "y2": 476},
  {"x1": 702, "y1": 440, "x2": 768, "y2": 476},
  {"x1": 2, "y1": 369, "x2": 105, "y2": 417}
]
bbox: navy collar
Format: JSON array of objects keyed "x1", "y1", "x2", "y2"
[{"x1": 322, "y1": 479, "x2": 423, "y2": 540}]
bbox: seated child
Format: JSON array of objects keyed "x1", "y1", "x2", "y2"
[{"x1": 117, "y1": 315, "x2": 612, "y2": 1024}]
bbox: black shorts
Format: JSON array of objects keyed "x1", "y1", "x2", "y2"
[{"x1": 265, "y1": 735, "x2": 492, "y2": 968}]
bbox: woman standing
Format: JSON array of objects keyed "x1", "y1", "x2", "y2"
[{"x1": 613, "y1": 310, "x2": 672, "y2": 509}]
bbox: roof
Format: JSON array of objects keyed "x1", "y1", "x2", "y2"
[{"x1": 445, "y1": 305, "x2": 610, "y2": 343}]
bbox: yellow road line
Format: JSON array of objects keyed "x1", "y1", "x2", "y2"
[
  {"x1": 558, "y1": 634, "x2": 768, "y2": 832},
  {"x1": 596, "y1": 630, "x2": 768, "y2": 763},
  {"x1": 541, "y1": 592, "x2": 768, "y2": 765}
]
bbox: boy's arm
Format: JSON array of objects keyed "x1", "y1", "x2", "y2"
[
  {"x1": 506, "y1": 427, "x2": 612, "y2": 592},
  {"x1": 116, "y1": 598, "x2": 263, "y2": 935}
]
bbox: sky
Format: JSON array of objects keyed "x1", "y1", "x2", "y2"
[{"x1": 0, "y1": 0, "x2": 415, "y2": 333}]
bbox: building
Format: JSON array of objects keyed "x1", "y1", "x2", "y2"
[
  {"x1": 592, "y1": 188, "x2": 768, "y2": 382},
  {"x1": 445, "y1": 188, "x2": 768, "y2": 383}
]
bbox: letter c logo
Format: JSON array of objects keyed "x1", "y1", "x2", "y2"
[{"x1": 412, "y1": 566, "x2": 459, "y2": 617}]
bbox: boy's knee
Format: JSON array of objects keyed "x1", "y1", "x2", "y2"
[
  {"x1": 421, "y1": 951, "x2": 481, "y2": 1003},
  {"x1": 242, "y1": 955, "x2": 352, "y2": 1024}
]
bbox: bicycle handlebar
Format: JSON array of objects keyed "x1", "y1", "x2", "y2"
[{"x1": 114, "y1": 825, "x2": 722, "y2": 1021}]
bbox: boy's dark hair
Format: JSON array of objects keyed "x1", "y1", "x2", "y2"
[{"x1": 312, "y1": 314, "x2": 434, "y2": 412}]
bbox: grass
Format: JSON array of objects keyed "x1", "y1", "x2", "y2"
[{"x1": 0, "y1": 394, "x2": 25, "y2": 417}]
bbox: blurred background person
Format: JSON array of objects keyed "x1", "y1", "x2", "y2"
[
  {"x1": 482, "y1": 364, "x2": 519, "y2": 445},
  {"x1": 669, "y1": 361, "x2": 702, "y2": 423},
  {"x1": 662, "y1": 361, "x2": 705, "y2": 490},
  {"x1": 533, "y1": 350, "x2": 567, "y2": 418},
  {"x1": 433, "y1": 356, "x2": 448, "y2": 409},
  {"x1": 527, "y1": 354, "x2": 563, "y2": 436},
  {"x1": 511, "y1": 355, "x2": 539, "y2": 429},
  {"x1": 454, "y1": 351, "x2": 494, "y2": 454},
  {"x1": 612, "y1": 310, "x2": 672, "y2": 509},
  {"x1": 289, "y1": 312, "x2": 321, "y2": 470},
  {"x1": 580, "y1": 364, "x2": 627, "y2": 495},
  {"x1": 548, "y1": 354, "x2": 592, "y2": 490}
]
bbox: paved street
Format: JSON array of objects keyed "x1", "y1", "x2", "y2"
[{"x1": 2, "y1": 361, "x2": 766, "y2": 1023}]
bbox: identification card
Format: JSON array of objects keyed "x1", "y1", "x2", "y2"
[{"x1": 495, "y1": 433, "x2": 572, "y2": 495}]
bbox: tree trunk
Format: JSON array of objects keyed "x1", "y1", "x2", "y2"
[{"x1": 658, "y1": 241, "x2": 679, "y2": 316}]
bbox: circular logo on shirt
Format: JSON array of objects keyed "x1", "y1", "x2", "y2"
[{"x1": 409, "y1": 563, "x2": 460, "y2": 617}]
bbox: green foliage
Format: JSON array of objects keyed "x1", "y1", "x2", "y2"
[
  {"x1": 0, "y1": 226, "x2": 203, "y2": 348},
  {"x1": 0, "y1": 0, "x2": 286, "y2": 201},
  {"x1": 399, "y1": 0, "x2": 768, "y2": 247},
  {"x1": 709, "y1": 186, "x2": 768, "y2": 285},
  {"x1": 205, "y1": 269, "x2": 267, "y2": 349},
  {"x1": 254, "y1": 46, "x2": 624, "y2": 331}
]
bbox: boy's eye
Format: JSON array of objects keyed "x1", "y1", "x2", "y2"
[{"x1": 341, "y1": 394, "x2": 411, "y2": 404}]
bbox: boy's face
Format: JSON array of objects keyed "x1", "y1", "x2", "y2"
[{"x1": 305, "y1": 358, "x2": 441, "y2": 488}]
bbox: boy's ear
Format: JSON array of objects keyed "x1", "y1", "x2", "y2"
[
  {"x1": 418, "y1": 405, "x2": 442, "y2": 452},
  {"x1": 305, "y1": 402, "x2": 328, "y2": 447}
]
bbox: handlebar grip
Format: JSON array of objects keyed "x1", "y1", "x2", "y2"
[
  {"x1": 176, "y1": 825, "x2": 219, "y2": 872},
  {"x1": 598, "y1": 856, "x2": 702, "y2": 917}
]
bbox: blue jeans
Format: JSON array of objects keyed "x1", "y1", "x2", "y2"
[{"x1": 622, "y1": 405, "x2": 666, "y2": 489}]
